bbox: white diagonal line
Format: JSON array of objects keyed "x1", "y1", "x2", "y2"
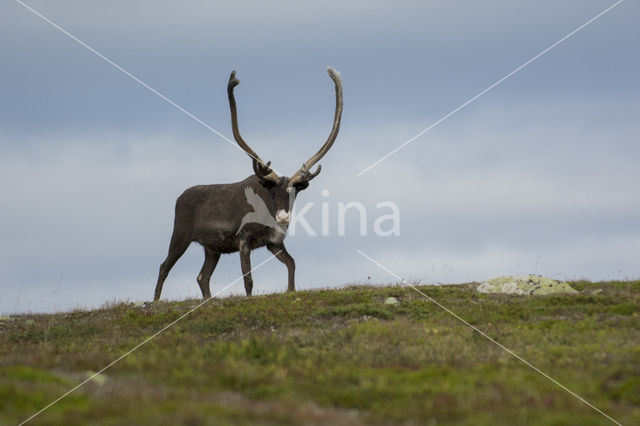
[
  {"x1": 357, "y1": 0, "x2": 625, "y2": 176},
  {"x1": 18, "y1": 251, "x2": 281, "y2": 425},
  {"x1": 355, "y1": 249, "x2": 622, "y2": 426},
  {"x1": 13, "y1": 0, "x2": 280, "y2": 174}
]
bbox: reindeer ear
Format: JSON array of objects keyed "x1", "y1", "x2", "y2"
[{"x1": 293, "y1": 181, "x2": 309, "y2": 191}]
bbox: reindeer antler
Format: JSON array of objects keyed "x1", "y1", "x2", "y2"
[
  {"x1": 289, "y1": 67, "x2": 343, "y2": 185},
  {"x1": 228, "y1": 71, "x2": 280, "y2": 184}
]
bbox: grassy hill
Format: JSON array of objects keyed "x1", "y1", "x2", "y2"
[{"x1": 1, "y1": 281, "x2": 639, "y2": 425}]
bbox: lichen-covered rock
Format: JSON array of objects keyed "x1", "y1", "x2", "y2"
[
  {"x1": 384, "y1": 297, "x2": 400, "y2": 305},
  {"x1": 477, "y1": 275, "x2": 578, "y2": 296}
]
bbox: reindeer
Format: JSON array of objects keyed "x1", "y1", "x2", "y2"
[{"x1": 154, "y1": 67, "x2": 343, "y2": 300}]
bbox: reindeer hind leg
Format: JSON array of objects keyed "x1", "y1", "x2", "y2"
[{"x1": 154, "y1": 231, "x2": 191, "y2": 301}]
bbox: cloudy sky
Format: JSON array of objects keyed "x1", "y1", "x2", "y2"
[{"x1": 1, "y1": 0, "x2": 638, "y2": 314}]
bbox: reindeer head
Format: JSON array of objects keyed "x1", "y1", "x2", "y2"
[{"x1": 227, "y1": 67, "x2": 343, "y2": 228}]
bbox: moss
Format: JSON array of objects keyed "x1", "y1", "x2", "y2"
[
  {"x1": 0, "y1": 365, "x2": 70, "y2": 385},
  {"x1": 609, "y1": 302, "x2": 638, "y2": 315}
]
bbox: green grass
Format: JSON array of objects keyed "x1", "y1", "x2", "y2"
[{"x1": 1, "y1": 281, "x2": 639, "y2": 425}]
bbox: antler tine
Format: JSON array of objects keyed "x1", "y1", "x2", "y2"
[
  {"x1": 227, "y1": 71, "x2": 280, "y2": 183},
  {"x1": 252, "y1": 159, "x2": 277, "y2": 182},
  {"x1": 290, "y1": 67, "x2": 343, "y2": 185}
]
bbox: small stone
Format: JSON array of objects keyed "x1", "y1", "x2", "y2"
[
  {"x1": 85, "y1": 371, "x2": 108, "y2": 386},
  {"x1": 385, "y1": 297, "x2": 400, "y2": 305}
]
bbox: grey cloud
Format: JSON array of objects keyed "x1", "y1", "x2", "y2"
[
  {"x1": 2, "y1": 0, "x2": 638, "y2": 132},
  {"x1": 1, "y1": 0, "x2": 638, "y2": 313},
  {"x1": 2, "y1": 94, "x2": 639, "y2": 314}
]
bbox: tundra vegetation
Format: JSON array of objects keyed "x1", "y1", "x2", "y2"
[{"x1": 1, "y1": 281, "x2": 639, "y2": 425}]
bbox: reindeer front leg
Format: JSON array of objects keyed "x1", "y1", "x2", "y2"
[
  {"x1": 239, "y1": 241, "x2": 253, "y2": 296},
  {"x1": 267, "y1": 243, "x2": 296, "y2": 292}
]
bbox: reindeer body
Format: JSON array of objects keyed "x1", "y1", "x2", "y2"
[
  {"x1": 154, "y1": 175, "x2": 297, "y2": 300},
  {"x1": 176, "y1": 176, "x2": 287, "y2": 253},
  {"x1": 154, "y1": 67, "x2": 342, "y2": 300}
]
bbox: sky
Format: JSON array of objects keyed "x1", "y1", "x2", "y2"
[{"x1": 1, "y1": 0, "x2": 638, "y2": 314}]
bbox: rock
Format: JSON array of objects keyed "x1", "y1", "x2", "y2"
[
  {"x1": 85, "y1": 370, "x2": 108, "y2": 386},
  {"x1": 477, "y1": 275, "x2": 578, "y2": 296},
  {"x1": 384, "y1": 297, "x2": 400, "y2": 305}
]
